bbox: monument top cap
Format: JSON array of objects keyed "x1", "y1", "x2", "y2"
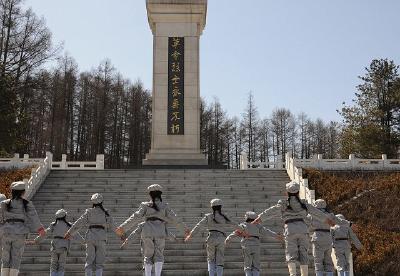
[
  {"x1": 146, "y1": 0, "x2": 207, "y2": 35},
  {"x1": 147, "y1": 0, "x2": 206, "y2": 4}
]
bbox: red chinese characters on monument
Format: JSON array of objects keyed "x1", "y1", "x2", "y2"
[{"x1": 168, "y1": 37, "x2": 184, "y2": 135}]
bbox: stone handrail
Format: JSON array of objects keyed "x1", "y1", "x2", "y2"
[
  {"x1": 285, "y1": 152, "x2": 315, "y2": 202},
  {"x1": 285, "y1": 152, "x2": 354, "y2": 276},
  {"x1": 240, "y1": 152, "x2": 283, "y2": 170},
  {"x1": 51, "y1": 154, "x2": 104, "y2": 170},
  {"x1": 0, "y1": 154, "x2": 43, "y2": 169},
  {"x1": 24, "y1": 152, "x2": 53, "y2": 200},
  {"x1": 0, "y1": 153, "x2": 105, "y2": 170},
  {"x1": 1, "y1": 152, "x2": 105, "y2": 200},
  {"x1": 296, "y1": 153, "x2": 400, "y2": 170}
]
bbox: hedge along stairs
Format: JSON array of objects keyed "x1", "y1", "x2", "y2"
[{"x1": 21, "y1": 169, "x2": 299, "y2": 276}]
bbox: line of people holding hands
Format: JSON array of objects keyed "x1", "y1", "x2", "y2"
[{"x1": 0, "y1": 181, "x2": 362, "y2": 276}]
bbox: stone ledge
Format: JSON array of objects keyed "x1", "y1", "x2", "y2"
[{"x1": 143, "y1": 151, "x2": 207, "y2": 166}]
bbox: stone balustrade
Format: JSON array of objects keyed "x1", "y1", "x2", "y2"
[
  {"x1": 51, "y1": 154, "x2": 104, "y2": 170},
  {"x1": 295, "y1": 153, "x2": 400, "y2": 170},
  {"x1": 0, "y1": 153, "x2": 105, "y2": 170},
  {"x1": 0, "y1": 152, "x2": 105, "y2": 199},
  {"x1": 239, "y1": 152, "x2": 283, "y2": 170},
  {"x1": 0, "y1": 154, "x2": 43, "y2": 169},
  {"x1": 285, "y1": 152, "x2": 355, "y2": 276},
  {"x1": 24, "y1": 152, "x2": 53, "y2": 200}
]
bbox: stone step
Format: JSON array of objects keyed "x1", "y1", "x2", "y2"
[
  {"x1": 19, "y1": 266, "x2": 290, "y2": 276},
  {"x1": 20, "y1": 169, "x2": 293, "y2": 275}
]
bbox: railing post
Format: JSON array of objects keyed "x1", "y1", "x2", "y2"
[
  {"x1": 240, "y1": 152, "x2": 248, "y2": 170},
  {"x1": 285, "y1": 152, "x2": 289, "y2": 170},
  {"x1": 382, "y1": 154, "x2": 387, "y2": 169},
  {"x1": 292, "y1": 154, "x2": 296, "y2": 181},
  {"x1": 349, "y1": 154, "x2": 356, "y2": 170},
  {"x1": 46, "y1": 152, "x2": 53, "y2": 170},
  {"x1": 61, "y1": 154, "x2": 67, "y2": 169},
  {"x1": 23, "y1": 154, "x2": 29, "y2": 163},
  {"x1": 276, "y1": 155, "x2": 283, "y2": 169},
  {"x1": 317, "y1": 154, "x2": 323, "y2": 169},
  {"x1": 11, "y1": 153, "x2": 19, "y2": 167},
  {"x1": 96, "y1": 154, "x2": 105, "y2": 170},
  {"x1": 23, "y1": 178, "x2": 29, "y2": 194},
  {"x1": 350, "y1": 252, "x2": 354, "y2": 276}
]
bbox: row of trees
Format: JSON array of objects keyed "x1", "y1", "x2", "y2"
[
  {"x1": 20, "y1": 57, "x2": 152, "y2": 168},
  {"x1": 2, "y1": 1, "x2": 400, "y2": 168},
  {"x1": 201, "y1": 94, "x2": 341, "y2": 168}
]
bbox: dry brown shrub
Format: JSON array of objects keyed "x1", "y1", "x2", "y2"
[
  {"x1": 0, "y1": 168, "x2": 33, "y2": 197},
  {"x1": 305, "y1": 169, "x2": 400, "y2": 276}
]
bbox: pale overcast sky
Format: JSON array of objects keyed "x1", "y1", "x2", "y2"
[{"x1": 25, "y1": 0, "x2": 400, "y2": 122}]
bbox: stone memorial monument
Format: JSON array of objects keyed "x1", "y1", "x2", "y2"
[{"x1": 143, "y1": 0, "x2": 208, "y2": 166}]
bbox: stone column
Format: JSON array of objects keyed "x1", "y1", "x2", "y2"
[{"x1": 143, "y1": 0, "x2": 208, "y2": 166}]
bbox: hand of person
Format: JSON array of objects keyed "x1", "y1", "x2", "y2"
[
  {"x1": 326, "y1": 218, "x2": 335, "y2": 227},
  {"x1": 120, "y1": 239, "x2": 128, "y2": 249},
  {"x1": 235, "y1": 229, "x2": 249, "y2": 238},
  {"x1": 184, "y1": 228, "x2": 191, "y2": 237},
  {"x1": 252, "y1": 217, "x2": 261, "y2": 224},
  {"x1": 37, "y1": 227, "x2": 46, "y2": 237},
  {"x1": 25, "y1": 240, "x2": 36, "y2": 245},
  {"x1": 224, "y1": 239, "x2": 229, "y2": 246},
  {"x1": 184, "y1": 233, "x2": 192, "y2": 243},
  {"x1": 64, "y1": 232, "x2": 72, "y2": 240},
  {"x1": 276, "y1": 234, "x2": 285, "y2": 242},
  {"x1": 115, "y1": 227, "x2": 125, "y2": 238},
  {"x1": 119, "y1": 233, "x2": 127, "y2": 241}
]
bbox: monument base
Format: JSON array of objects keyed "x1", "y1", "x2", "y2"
[{"x1": 143, "y1": 151, "x2": 208, "y2": 166}]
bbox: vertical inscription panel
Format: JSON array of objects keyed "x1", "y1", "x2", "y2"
[{"x1": 168, "y1": 37, "x2": 185, "y2": 135}]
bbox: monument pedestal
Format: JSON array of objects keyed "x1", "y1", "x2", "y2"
[
  {"x1": 143, "y1": 151, "x2": 208, "y2": 166},
  {"x1": 143, "y1": 0, "x2": 208, "y2": 166}
]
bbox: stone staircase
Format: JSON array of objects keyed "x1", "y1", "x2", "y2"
[{"x1": 21, "y1": 169, "x2": 293, "y2": 276}]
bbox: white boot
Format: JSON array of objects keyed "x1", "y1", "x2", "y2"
[
  {"x1": 208, "y1": 262, "x2": 216, "y2": 276},
  {"x1": 144, "y1": 263, "x2": 152, "y2": 276},
  {"x1": 300, "y1": 265, "x2": 308, "y2": 276},
  {"x1": 8, "y1": 269, "x2": 18, "y2": 276},
  {"x1": 154, "y1": 262, "x2": 163, "y2": 276},
  {"x1": 1, "y1": 268, "x2": 10, "y2": 276},
  {"x1": 216, "y1": 266, "x2": 223, "y2": 276},
  {"x1": 288, "y1": 262, "x2": 296, "y2": 276}
]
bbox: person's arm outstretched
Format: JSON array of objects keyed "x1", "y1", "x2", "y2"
[
  {"x1": 185, "y1": 215, "x2": 207, "y2": 242},
  {"x1": 64, "y1": 210, "x2": 89, "y2": 240},
  {"x1": 116, "y1": 203, "x2": 146, "y2": 237}
]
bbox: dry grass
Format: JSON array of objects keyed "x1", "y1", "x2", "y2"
[
  {"x1": 305, "y1": 169, "x2": 400, "y2": 276},
  {"x1": 0, "y1": 168, "x2": 32, "y2": 197}
]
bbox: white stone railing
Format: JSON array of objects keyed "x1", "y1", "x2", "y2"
[
  {"x1": 51, "y1": 154, "x2": 104, "y2": 170},
  {"x1": 285, "y1": 152, "x2": 354, "y2": 276},
  {"x1": 0, "y1": 154, "x2": 43, "y2": 169},
  {"x1": 24, "y1": 152, "x2": 53, "y2": 200},
  {"x1": 295, "y1": 153, "x2": 400, "y2": 170},
  {"x1": 1, "y1": 152, "x2": 105, "y2": 199},
  {"x1": 0, "y1": 153, "x2": 105, "y2": 170},
  {"x1": 239, "y1": 152, "x2": 283, "y2": 170},
  {"x1": 285, "y1": 152, "x2": 315, "y2": 202}
]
